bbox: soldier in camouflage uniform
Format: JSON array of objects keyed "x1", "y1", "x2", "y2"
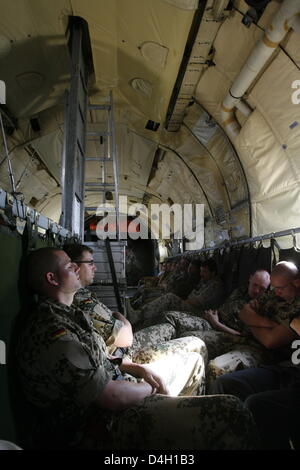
[
  {"x1": 64, "y1": 244, "x2": 207, "y2": 389},
  {"x1": 15, "y1": 247, "x2": 258, "y2": 450},
  {"x1": 209, "y1": 261, "x2": 300, "y2": 449},
  {"x1": 64, "y1": 243, "x2": 134, "y2": 355},
  {"x1": 164, "y1": 270, "x2": 273, "y2": 386},
  {"x1": 74, "y1": 286, "x2": 127, "y2": 355},
  {"x1": 130, "y1": 259, "x2": 224, "y2": 330},
  {"x1": 166, "y1": 258, "x2": 202, "y2": 299}
]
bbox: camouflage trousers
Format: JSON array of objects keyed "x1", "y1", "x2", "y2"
[
  {"x1": 106, "y1": 394, "x2": 259, "y2": 450},
  {"x1": 131, "y1": 287, "x2": 166, "y2": 309},
  {"x1": 126, "y1": 328, "x2": 208, "y2": 395},
  {"x1": 161, "y1": 311, "x2": 275, "y2": 389},
  {"x1": 134, "y1": 293, "x2": 198, "y2": 330}
]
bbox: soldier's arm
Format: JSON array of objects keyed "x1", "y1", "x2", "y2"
[
  {"x1": 290, "y1": 317, "x2": 300, "y2": 336},
  {"x1": 203, "y1": 310, "x2": 242, "y2": 336},
  {"x1": 119, "y1": 360, "x2": 169, "y2": 395},
  {"x1": 248, "y1": 323, "x2": 298, "y2": 349},
  {"x1": 111, "y1": 312, "x2": 133, "y2": 347},
  {"x1": 96, "y1": 379, "x2": 156, "y2": 411},
  {"x1": 49, "y1": 332, "x2": 156, "y2": 411},
  {"x1": 239, "y1": 304, "x2": 278, "y2": 328}
]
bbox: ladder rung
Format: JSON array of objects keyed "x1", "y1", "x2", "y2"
[
  {"x1": 85, "y1": 182, "x2": 115, "y2": 187},
  {"x1": 86, "y1": 131, "x2": 110, "y2": 136},
  {"x1": 85, "y1": 157, "x2": 112, "y2": 162},
  {"x1": 85, "y1": 189, "x2": 115, "y2": 193},
  {"x1": 88, "y1": 104, "x2": 111, "y2": 111}
]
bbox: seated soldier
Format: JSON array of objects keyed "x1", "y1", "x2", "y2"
[
  {"x1": 178, "y1": 262, "x2": 298, "y2": 387},
  {"x1": 209, "y1": 263, "x2": 300, "y2": 449},
  {"x1": 167, "y1": 258, "x2": 202, "y2": 299},
  {"x1": 129, "y1": 260, "x2": 172, "y2": 309},
  {"x1": 131, "y1": 257, "x2": 200, "y2": 309},
  {"x1": 165, "y1": 269, "x2": 271, "y2": 343},
  {"x1": 64, "y1": 244, "x2": 132, "y2": 355},
  {"x1": 128, "y1": 258, "x2": 225, "y2": 330},
  {"x1": 13, "y1": 248, "x2": 258, "y2": 450},
  {"x1": 63, "y1": 244, "x2": 207, "y2": 383}
]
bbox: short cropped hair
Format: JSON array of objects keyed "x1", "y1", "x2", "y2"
[
  {"x1": 201, "y1": 258, "x2": 217, "y2": 274},
  {"x1": 26, "y1": 247, "x2": 61, "y2": 295},
  {"x1": 190, "y1": 259, "x2": 202, "y2": 268},
  {"x1": 63, "y1": 244, "x2": 93, "y2": 262}
]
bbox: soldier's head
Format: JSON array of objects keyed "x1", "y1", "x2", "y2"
[
  {"x1": 248, "y1": 269, "x2": 270, "y2": 299},
  {"x1": 270, "y1": 261, "x2": 300, "y2": 301},
  {"x1": 63, "y1": 244, "x2": 97, "y2": 287},
  {"x1": 26, "y1": 248, "x2": 81, "y2": 298},
  {"x1": 179, "y1": 257, "x2": 189, "y2": 271},
  {"x1": 188, "y1": 259, "x2": 201, "y2": 281},
  {"x1": 200, "y1": 259, "x2": 217, "y2": 281}
]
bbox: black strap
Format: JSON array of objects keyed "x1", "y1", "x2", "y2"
[{"x1": 105, "y1": 238, "x2": 123, "y2": 313}]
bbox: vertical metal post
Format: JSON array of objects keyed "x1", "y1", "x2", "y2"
[
  {"x1": 109, "y1": 91, "x2": 120, "y2": 238},
  {"x1": 61, "y1": 18, "x2": 89, "y2": 239}
]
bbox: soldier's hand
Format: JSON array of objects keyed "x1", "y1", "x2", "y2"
[
  {"x1": 143, "y1": 368, "x2": 170, "y2": 395},
  {"x1": 136, "y1": 365, "x2": 170, "y2": 395},
  {"x1": 203, "y1": 309, "x2": 219, "y2": 327},
  {"x1": 248, "y1": 299, "x2": 260, "y2": 312}
]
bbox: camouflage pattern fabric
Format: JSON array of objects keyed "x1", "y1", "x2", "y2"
[
  {"x1": 205, "y1": 346, "x2": 272, "y2": 390},
  {"x1": 164, "y1": 311, "x2": 212, "y2": 336},
  {"x1": 131, "y1": 287, "x2": 166, "y2": 309},
  {"x1": 175, "y1": 292, "x2": 300, "y2": 388},
  {"x1": 74, "y1": 287, "x2": 124, "y2": 354},
  {"x1": 134, "y1": 277, "x2": 225, "y2": 330},
  {"x1": 217, "y1": 286, "x2": 252, "y2": 334},
  {"x1": 134, "y1": 293, "x2": 189, "y2": 330},
  {"x1": 187, "y1": 276, "x2": 225, "y2": 311},
  {"x1": 130, "y1": 323, "x2": 176, "y2": 356},
  {"x1": 257, "y1": 292, "x2": 300, "y2": 328},
  {"x1": 127, "y1": 324, "x2": 207, "y2": 395},
  {"x1": 16, "y1": 298, "x2": 120, "y2": 448},
  {"x1": 166, "y1": 272, "x2": 198, "y2": 299},
  {"x1": 16, "y1": 298, "x2": 213, "y2": 448},
  {"x1": 145, "y1": 344, "x2": 207, "y2": 396},
  {"x1": 87, "y1": 394, "x2": 259, "y2": 450}
]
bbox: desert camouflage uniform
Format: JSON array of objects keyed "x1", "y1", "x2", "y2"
[
  {"x1": 16, "y1": 298, "x2": 217, "y2": 448},
  {"x1": 202, "y1": 292, "x2": 300, "y2": 388},
  {"x1": 74, "y1": 287, "x2": 124, "y2": 354},
  {"x1": 75, "y1": 289, "x2": 207, "y2": 392},
  {"x1": 134, "y1": 277, "x2": 224, "y2": 330},
  {"x1": 188, "y1": 276, "x2": 225, "y2": 311},
  {"x1": 158, "y1": 290, "x2": 283, "y2": 388},
  {"x1": 167, "y1": 272, "x2": 198, "y2": 299},
  {"x1": 16, "y1": 298, "x2": 121, "y2": 448},
  {"x1": 107, "y1": 393, "x2": 258, "y2": 450},
  {"x1": 258, "y1": 292, "x2": 300, "y2": 328},
  {"x1": 127, "y1": 327, "x2": 208, "y2": 395},
  {"x1": 217, "y1": 286, "x2": 252, "y2": 334}
]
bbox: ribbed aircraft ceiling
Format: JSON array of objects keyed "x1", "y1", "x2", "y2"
[{"x1": 0, "y1": 0, "x2": 299, "y2": 247}]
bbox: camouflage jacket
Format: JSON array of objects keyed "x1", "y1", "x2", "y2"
[
  {"x1": 187, "y1": 277, "x2": 225, "y2": 310},
  {"x1": 74, "y1": 288, "x2": 124, "y2": 352},
  {"x1": 218, "y1": 286, "x2": 251, "y2": 333},
  {"x1": 167, "y1": 272, "x2": 198, "y2": 299},
  {"x1": 257, "y1": 291, "x2": 300, "y2": 330},
  {"x1": 16, "y1": 298, "x2": 119, "y2": 447}
]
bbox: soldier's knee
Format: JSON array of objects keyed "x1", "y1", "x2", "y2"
[
  {"x1": 244, "y1": 393, "x2": 265, "y2": 417},
  {"x1": 207, "y1": 373, "x2": 237, "y2": 395}
]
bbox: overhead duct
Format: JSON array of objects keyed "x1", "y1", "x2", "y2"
[
  {"x1": 165, "y1": 0, "x2": 231, "y2": 132},
  {"x1": 220, "y1": 0, "x2": 300, "y2": 141}
]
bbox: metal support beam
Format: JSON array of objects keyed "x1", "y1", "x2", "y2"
[
  {"x1": 105, "y1": 238, "x2": 123, "y2": 313},
  {"x1": 61, "y1": 17, "x2": 90, "y2": 239}
]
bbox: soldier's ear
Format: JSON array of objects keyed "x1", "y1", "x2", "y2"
[
  {"x1": 46, "y1": 271, "x2": 59, "y2": 287},
  {"x1": 291, "y1": 278, "x2": 300, "y2": 289}
]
